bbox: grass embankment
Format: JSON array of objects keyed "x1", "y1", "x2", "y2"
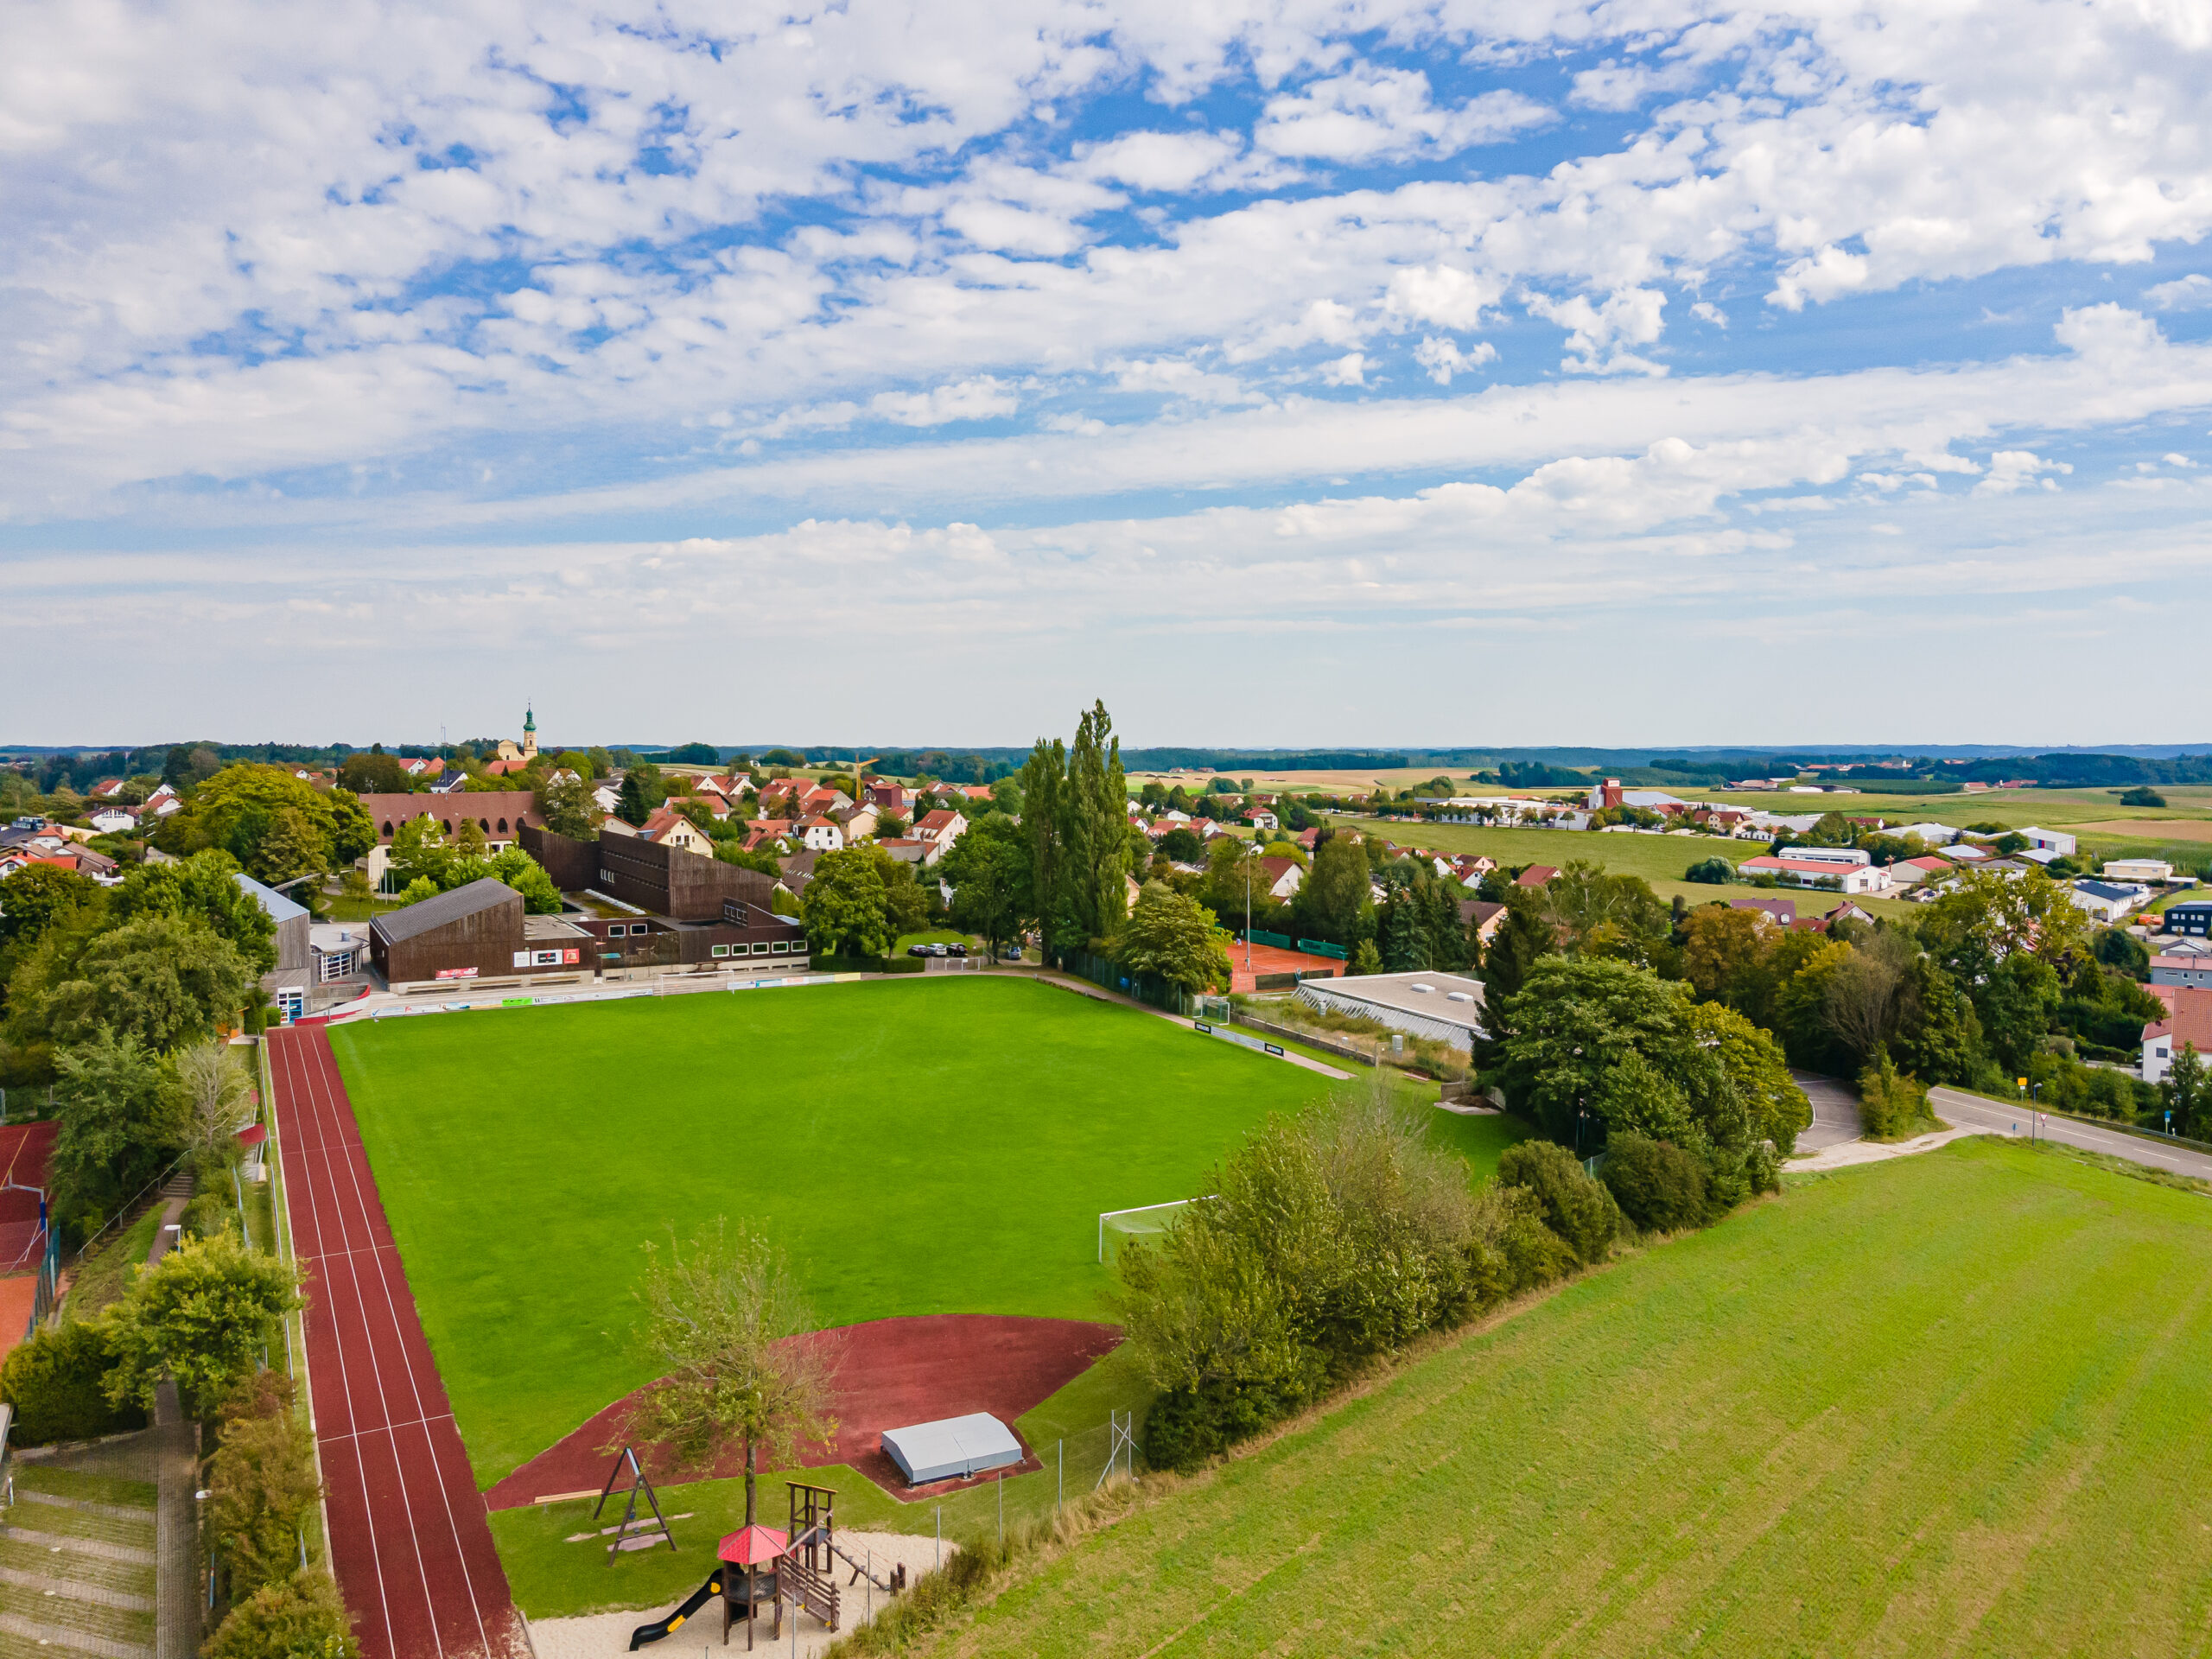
[
  {"x1": 918, "y1": 1138, "x2": 2212, "y2": 1657},
  {"x1": 330, "y1": 976, "x2": 1352, "y2": 1485}
]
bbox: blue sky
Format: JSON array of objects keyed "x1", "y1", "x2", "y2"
[{"x1": 3, "y1": 0, "x2": 2211, "y2": 749}]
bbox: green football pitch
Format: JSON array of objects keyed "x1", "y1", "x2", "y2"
[{"x1": 330, "y1": 976, "x2": 1390, "y2": 1486}]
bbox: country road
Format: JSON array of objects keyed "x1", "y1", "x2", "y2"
[{"x1": 1929, "y1": 1086, "x2": 2212, "y2": 1183}]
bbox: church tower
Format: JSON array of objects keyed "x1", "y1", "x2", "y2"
[{"x1": 522, "y1": 704, "x2": 538, "y2": 760}]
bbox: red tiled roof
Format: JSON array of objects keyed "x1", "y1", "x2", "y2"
[
  {"x1": 2147, "y1": 988, "x2": 2212, "y2": 1051},
  {"x1": 1516, "y1": 866, "x2": 1558, "y2": 886}
]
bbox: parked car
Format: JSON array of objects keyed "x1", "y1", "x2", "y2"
[
  {"x1": 930, "y1": 943, "x2": 950, "y2": 957},
  {"x1": 906, "y1": 944, "x2": 930, "y2": 957},
  {"x1": 948, "y1": 943, "x2": 967, "y2": 957}
]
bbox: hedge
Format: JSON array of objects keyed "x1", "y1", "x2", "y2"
[{"x1": 0, "y1": 1322, "x2": 147, "y2": 1445}]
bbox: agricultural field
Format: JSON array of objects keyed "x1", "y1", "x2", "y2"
[
  {"x1": 329, "y1": 976, "x2": 1390, "y2": 1487},
  {"x1": 933, "y1": 1139, "x2": 2212, "y2": 1658},
  {"x1": 1326, "y1": 815, "x2": 1913, "y2": 918}
]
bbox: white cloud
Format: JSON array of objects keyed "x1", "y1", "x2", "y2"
[
  {"x1": 2145, "y1": 273, "x2": 2212, "y2": 311},
  {"x1": 1413, "y1": 335, "x2": 1497, "y2": 385},
  {"x1": 1319, "y1": 352, "x2": 1369, "y2": 386},
  {"x1": 1974, "y1": 449, "x2": 2073, "y2": 495},
  {"x1": 1689, "y1": 302, "x2": 1727, "y2": 328},
  {"x1": 1255, "y1": 67, "x2": 1553, "y2": 163},
  {"x1": 1525, "y1": 288, "x2": 1669, "y2": 375},
  {"x1": 867, "y1": 378, "x2": 1020, "y2": 426}
]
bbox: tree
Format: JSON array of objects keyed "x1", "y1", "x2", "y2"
[
  {"x1": 0, "y1": 864, "x2": 101, "y2": 948},
  {"x1": 336, "y1": 752, "x2": 410, "y2": 794},
  {"x1": 1478, "y1": 888, "x2": 1554, "y2": 998},
  {"x1": 628, "y1": 1221, "x2": 837, "y2": 1524},
  {"x1": 162, "y1": 745, "x2": 221, "y2": 791},
  {"x1": 48, "y1": 1028, "x2": 175, "y2": 1230},
  {"x1": 615, "y1": 770, "x2": 652, "y2": 828},
  {"x1": 251, "y1": 805, "x2": 326, "y2": 887},
  {"x1": 1891, "y1": 953, "x2": 1981, "y2": 1085},
  {"x1": 86, "y1": 913, "x2": 258, "y2": 1046},
  {"x1": 1770, "y1": 938, "x2": 1854, "y2": 1067},
  {"x1": 113, "y1": 850, "x2": 277, "y2": 973},
  {"x1": 1159, "y1": 827, "x2": 1204, "y2": 864},
  {"x1": 1680, "y1": 906, "x2": 1770, "y2": 1008},
  {"x1": 39, "y1": 916, "x2": 255, "y2": 1054},
  {"x1": 1977, "y1": 951, "x2": 2063, "y2": 1072},
  {"x1": 1684, "y1": 857, "x2": 1733, "y2": 884},
  {"x1": 1020, "y1": 737, "x2": 1070, "y2": 960},
  {"x1": 1349, "y1": 939, "x2": 1382, "y2": 976},
  {"x1": 1064, "y1": 701, "x2": 1131, "y2": 946},
  {"x1": 104, "y1": 1231, "x2": 303, "y2": 1414},
  {"x1": 1110, "y1": 881, "x2": 1231, "y2": 994},
  {"x1": 485, "y1": 848, "x2": 563, "y2": 914},
  {"x1": 1294, "y1": 836, "x2": 1371, "y2": 945},
  {"x1": 1683, "y1": 1000, "x2": 1808, "y2": 1157},
  {"x1": 940, "y1": 815, "x2": 1029, "y2": 960},
  {"x1": 385, "y1": 816, "x2": 451, "y2": 893},
  {"x1": 169, "y1": 1038, "x2": 253, "y2": 1173},
  {"x1": 1534, "y1": 861, "x2": 1669, "y2": 966},
  {"x1": 2161, "y1": 1044, "x2": 2209, "y2": 1137},
  {"x1": 1496, "y1": 1141, "x2": 1618, "y2": 1265},
  {"x1": 161, "y1": 764, "x2": 365, "y2": 874},
  {"x1": 800, "y1": 849, "x2": 891, "y2": 957},
  {"x1": 2120, "y1": 786, "x2": 2167, "y2": 808}
]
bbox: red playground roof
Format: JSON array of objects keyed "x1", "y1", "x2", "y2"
[
  {"x1": 236, "y1": 1123, "x2": 269, "y2": 1147},
  {"x1": 719, "y1": 1524, "x2": 789, "y2": 1566}
]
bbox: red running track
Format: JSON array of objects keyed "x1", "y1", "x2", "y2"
[{"x1": 268, "y1": 1028, "x2": 530, "y2": 1659}]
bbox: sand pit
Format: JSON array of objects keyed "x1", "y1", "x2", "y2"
[{"x1": 524, "y1": 1529, "x2": 952, "y2": 1659}]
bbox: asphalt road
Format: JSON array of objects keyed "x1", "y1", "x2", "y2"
[
  {"x1": 1929, "y1": 1086, "x2": 2212, "y2": 1183},
  {"x1": 1792, "y1": 1070, "x2": 1865, "y2": 1152}
]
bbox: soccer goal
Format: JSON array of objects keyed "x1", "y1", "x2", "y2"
[{"x1": 1097, "y1": 1197, "x2": 1217, "y2": 1262}]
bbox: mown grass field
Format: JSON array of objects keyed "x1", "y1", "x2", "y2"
[
  {"x1": 331, "y1": 976, "x2": 1364, "y2": 1486},
  {"x1": 934, "y1": 1139, "x2": 2212, "y2": 1658}
]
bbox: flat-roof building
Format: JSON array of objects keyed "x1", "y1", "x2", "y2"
[{"x1": 1296, "y1": 971, "x2": 1486, "y2": 1051}]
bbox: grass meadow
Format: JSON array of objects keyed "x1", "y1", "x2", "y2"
[
  {"x1": 930, "y1": 1138, "x2": 2212, "y2": 1658},
  {"x1": 331, "y1": 976, "x2": 1376, "y2": 1486}
]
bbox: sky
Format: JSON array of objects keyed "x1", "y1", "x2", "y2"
[{"x1": 4, "y1": 0, "x2": 2212, "y2": 751}]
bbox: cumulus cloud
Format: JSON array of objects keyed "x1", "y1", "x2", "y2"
[
  {"x1": 1254, "y1": 67, "x2": 1553, "y2": 162},
  {"x1": 1974, "y1": 449, "x2": 2074, "y2": 495},
  {"x1": 1413, "y1": 335, "x2": 1497, "y2": 385},
  {"x1": 1526, "y1": 289, "x2": 1669, "y2": 375},
  {"x1": 2144, "y1": 273, "x2": 2212, "y2": 311}
]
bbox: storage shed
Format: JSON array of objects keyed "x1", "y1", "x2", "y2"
[{"x1": 879, "y1": 1414, "x2": 1024, "y2": 1485}]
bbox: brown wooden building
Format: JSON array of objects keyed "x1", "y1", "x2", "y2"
[
  {"x1": 521, "y1": 823, "x2": 777, "y2": 920},
  {"x1": 369, "y1": 878, "x2": 590, "y2": 988}
]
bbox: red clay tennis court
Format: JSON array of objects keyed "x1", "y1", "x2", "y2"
[
  {"x1": 1226, "y1": 940, "x2": 1345, "y2": 994},
  {"x1": 268, "y1": 1027, "x2": 529, "y2": 1659}
]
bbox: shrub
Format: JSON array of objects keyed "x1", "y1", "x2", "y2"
[
  {"x1": 1858, "y1": 1049, "x2": 1934, "y2": 1141},
  {"x1": 1496, "y1": 1140, "x2": 1620, "y2": 1266},
  {"x1": 0, "y1": 1321, "x2": 146, "y2": 1445},
  {"x1": 1600, "y1": 1134, "x2": 1709, "y2": 1233},
  {"x1": 208, "y1": 1370, "x2": 322, "y2": 1600},
  {"x1": 1684, "y1": 857, "x2": 1734, "y2": 884},
  {"x1": 202, "y1": 1571, "x2": 359, "y2": 1659}
]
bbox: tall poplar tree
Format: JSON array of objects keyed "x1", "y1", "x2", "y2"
[{"x1": 1020, "y1": 737, "x2": 1068, "y2": 962}]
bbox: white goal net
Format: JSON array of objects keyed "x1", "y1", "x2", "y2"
[{"x1": 1097, "y1": 1197, "x2": 1217, "y2": 1262}]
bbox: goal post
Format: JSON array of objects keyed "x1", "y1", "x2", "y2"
[{"x1": 1097, "y1": 1196, "x2": 1217, "y2": 1263}]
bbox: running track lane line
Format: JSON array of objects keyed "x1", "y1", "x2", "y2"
[{"x1": 270, "y1": 1028, "x2": 530, "y2": 1659}]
